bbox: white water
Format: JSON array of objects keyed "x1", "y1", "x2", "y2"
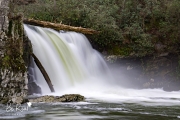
[{"x1": 24, "y1": 25, "x2": 180, "y2": 106}]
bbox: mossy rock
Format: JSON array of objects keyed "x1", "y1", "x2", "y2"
[
  {"x1": 28, "y1": 94, "x2": 85, "y2": 103},
  {"x1": 0, "y1": 97, "x2": 9, "y2": 104}
]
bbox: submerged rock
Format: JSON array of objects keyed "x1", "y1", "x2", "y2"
[{"x1": 28, "y1": 94, "x2": 85, "y2": 103}]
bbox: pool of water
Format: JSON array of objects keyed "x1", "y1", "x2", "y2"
[{"x1": 0, "y1": 97, "x2": 180, "y2": 120}]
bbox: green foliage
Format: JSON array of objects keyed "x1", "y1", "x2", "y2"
[
  {"x1": 109, "y1": 45, "x2": 133, "y2": 56},
  {"x1": 16, "y1": 0, "x2": 180, "y2": 56}
]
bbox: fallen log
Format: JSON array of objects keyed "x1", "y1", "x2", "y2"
[
  {"x1": 32, "y1": 53, "x2": 55, "y2": 93},
  {"x1": 23, "y1": 19, "x2": 99, "y2": 34}
]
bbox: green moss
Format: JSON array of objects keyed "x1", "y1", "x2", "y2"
[
  {"x1": 2, "y1": 16, "x2": 26, "y2": 73},
  {"x1": 2, "y1": 55, "x2": 10, "y2": 68},
  {"x1": 108, "y1": 45, "x2": 132, "y2": 56}
]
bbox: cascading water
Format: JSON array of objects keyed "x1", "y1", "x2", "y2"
[
  {"x1": 24, "y1": 24, "x2": 111, "y2": 94},
  {"x1": 24, "y1": 24, "x2": 180, "y2": 106}
]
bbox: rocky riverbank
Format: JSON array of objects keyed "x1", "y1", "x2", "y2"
[{"x1": 105, "y1": 53, "x2": 180, "y2": 91}]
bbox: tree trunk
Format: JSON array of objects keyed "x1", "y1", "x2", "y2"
[
  {"x1": 23, "y1": 19, "x2": 99, "y2": 34},
  {"x1": 32, "y1": 53, "x2": 55, "y2": 93}
]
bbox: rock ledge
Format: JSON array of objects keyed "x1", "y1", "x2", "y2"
[{"x1": 28, "y1": 94, "x2": 85, "y2": 103}]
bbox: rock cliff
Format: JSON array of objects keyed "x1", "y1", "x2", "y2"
[{"x1": 0, "y1": 0, "x2": 30, "y2": 104}]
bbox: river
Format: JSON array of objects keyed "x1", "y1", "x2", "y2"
[{"x1": 1, "y1": 25, "x2": 177, "y2": 120}]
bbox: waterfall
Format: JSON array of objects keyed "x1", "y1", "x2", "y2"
[
  {"x1": 24, "y1": 25, "x2": 180, "y2": 106},
  {"x1": 24, "y1": 25, "x2": 111, "y2": 94}
]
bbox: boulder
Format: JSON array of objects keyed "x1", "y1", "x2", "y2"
[{"x1": 28, "y1": 94, "x2": 85, "y2": 103}]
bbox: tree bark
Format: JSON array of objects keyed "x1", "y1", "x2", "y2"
[
  {"x1": 23, "y1": 19, "x2": 99, "y2": 34},
  {"x1": 32, "y1": 53, "x2": 55, "y2": 93}
]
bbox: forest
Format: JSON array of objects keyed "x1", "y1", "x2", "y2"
[{"x1": 15, "y1": 0, "x2": 180, "y2": 57}]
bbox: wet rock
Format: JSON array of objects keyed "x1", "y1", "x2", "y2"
[
  {"x1": 11, "y1": 96, "x2": 24, "y2": 104},
  {"x1": 28, "y1": 81, "x2": 42, "y2": 95},
  {"x1": 0, "y1": 97, "x2": 9, "y2": 104},
  {"x1": 28, "y1": 94, "x2": 85, "y2": 103},
  {"x1": 104, "y1": 55, "x2": 125, "y2": 63},
  {"x1": 27, "y1": 57, "x2": 42, "y2": 95},
  {"x1": 0, "y1": 69, "x2": 28, "y2": 104},
  {"x1": 0, "y1": 0, "x2": 32, "y2": 104}
]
